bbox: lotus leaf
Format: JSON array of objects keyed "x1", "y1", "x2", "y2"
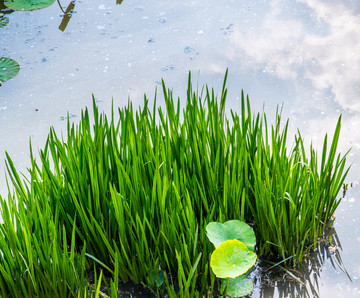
[
  {"x1": 206, "y1": 220, "x2": 256, "y2": 251},
  {"x1": 210, "y1": 239, "x2": 257, "y2": 278},
  {"x1": 0, "y1": 17, "x2": 9, "y2": 27},
  {"x1": 4, "y1": 0, "x2": 55, "y2": 11},
  {"x1": 0, "y1": 57, "x2": 20, "y2": 83},
  {"x1": 221, "y1": 275, "x2": 254, "y2": 297},
  {"x1": 148, "y1": 269, "x2": 164, "y2": 287}
]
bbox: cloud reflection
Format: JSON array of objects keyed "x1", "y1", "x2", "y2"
[{"x1": 228, "y1": 0, "x2": 360, "y2": 111}]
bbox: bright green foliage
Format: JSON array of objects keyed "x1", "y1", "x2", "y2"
[
  {"x1": 4, "y1": 0, "x2": 55, "y2": 11},
  {"x1": 206, "y1": 220, "x2": 256, "y2": 251},
  {"x1": 221, "y1": 275, "x2": 254, "y2": 297},
  {"x1": 0, "y1": 189, "x2": 90, "y2": 297},
  {"x1": 248, "y1": 111, "x2": 349, "y2": 263},
  {"x1": 210, "y1": 239, "x2": 257, "y2": 278},
  {"x1": 207, "y1": 220, "x2": 256, "y2": 296},
  {"x1": 1, "y1": 70, "x2": 349, "y2": 296},
  {"x1": 0, "y1": 57, "x2": 20, "y2": 83}
]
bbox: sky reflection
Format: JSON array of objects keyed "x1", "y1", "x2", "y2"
[{"x1": 228, "y1": 0, "x2": 360, "y2": 112}]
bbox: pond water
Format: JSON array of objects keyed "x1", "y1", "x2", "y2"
[{"x1": 1, "y1": 0, "x2": 360, "y2": 297}]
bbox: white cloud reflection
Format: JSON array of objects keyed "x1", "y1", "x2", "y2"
[{"x1": 228, "y1": 0, "x2": 360, "y2": 111}]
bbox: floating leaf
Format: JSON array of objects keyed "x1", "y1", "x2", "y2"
[
  {"x1": 210, "y1": 239, "x2": 257, "y2": 278},
  {"x1": 221, "y1": 275, "x2": 254, "y2": 297},
  {"x1": 4, "y1": 0, "x2": 55, "y2": 11},
  {"x1": 148, "y1": 269, "x2": 164, "y2": 287},
  {"x1": 0, "y1": 17, "x2": 9, "y2": 28},
  {"x1": 0, "y1": 57, "x2": 20, "y2": 83},
  {"x1": 206, "y1": 220, "x2": 256, "y2": 251}
]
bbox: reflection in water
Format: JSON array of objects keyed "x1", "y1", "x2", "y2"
[
  {"x1": 1, "y1": 0, "x2": 124, "y2": 32},
  {"x1": 57, "y1": 0, "x2": 75, "y2": 32},
  {"x1": 252, "y1": 226, "x2": 351, "y2": 297},
  {"x1": 227, "y1": 0, "x2": 360, "y2": 112},
  {"x1": 57, "y1": 0, "x2": 124, "y2": 31},
  {"x1": 1, "y1": 0, "x2": 360, "y2": 296}
]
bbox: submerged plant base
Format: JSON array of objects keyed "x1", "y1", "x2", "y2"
[
  {"x1": 0, "y1": 70, "x2": 349, "y2": 296},
  {"x1": 251, "y1": 224, "x2": 349, "y2": 297}
]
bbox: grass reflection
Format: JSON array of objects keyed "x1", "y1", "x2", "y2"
[{"x1": 255, "y1": 225, "x2": 350, "y2": 298}]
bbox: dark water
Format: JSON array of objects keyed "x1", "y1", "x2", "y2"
[{"x1": 1, "y1": 0, "x2": 360, "y2": 296}]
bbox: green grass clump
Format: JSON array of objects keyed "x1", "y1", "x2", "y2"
[
  {"x1": 0, "y1": 185, "x2": 91, "y2": 297},
  {"x1": 0, "y1": 70, "x2": 349, "y2": 296}
]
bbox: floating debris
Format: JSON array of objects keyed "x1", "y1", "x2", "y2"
[
  {"x1": 328, "y1": 245, "x2": 338, "y2": 254},
  {"x1": 60, "y1": 113, "x2": 77, "y2": 121},
  {"x1": 161, "y1": 65, "x2": 175, "y2": 71},
  {"x1": 184, "y1": 46, "x2": 194, "y2": 54},
  {"x1": 158, "y1": 17, "x2": 167, "y2": 24},
  {"x1": 221, "y1": 23, "x2": 234, "y2": 35}
]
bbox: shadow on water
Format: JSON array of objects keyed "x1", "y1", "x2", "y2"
[{"x1": 251, "y1": 226, "x2": 351, "y2": 298}]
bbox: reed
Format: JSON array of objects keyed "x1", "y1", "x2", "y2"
[{"x1": 0, "y1": 70, "x2": 349, "y2": 296}]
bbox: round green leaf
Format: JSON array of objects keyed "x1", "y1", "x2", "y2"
[
  {"x1": 4, "y1": 0, "x2": 55, "y2": 11},
  {"x1": 0, "y1": 57, "x2": 20, "y2": 82},
  {"x1": 210, "y1": 239, "x2": 257, "y2": 278},
  {"x1": 0, "y1": 17, "x2": 9, "y2": 28},
  {"x1": 148, "y1": 269, "x2": 164, "y2": 287},
  {"x1": 206, "y1": 220, "x2": 256, "y2": 251},
  {"x1": 221, "y1": 275, "x2": 254, "y2": 297}
]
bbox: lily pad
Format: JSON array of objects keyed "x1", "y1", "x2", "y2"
[
  {"x1": 221, "y1": 275, "x2": 254, "y2": 297},
  {"x1": 0, "y1": 17, "x2": 9, "y2": 27},
  {"x1": 148, "y1": 269, "x2": 164, "y2": 287},
  {"x1": 4, "y1": 0, "x2": 55, "y2": 11},
  {"x1": 0, "y1": 57, "x2": 20, "y2": 83},
  {"x1": 210, "y1": 239, "x2": 257, "y2": 278},
  {"x1": 206, "y1": 220, "x2": 256, "y2": 251}
]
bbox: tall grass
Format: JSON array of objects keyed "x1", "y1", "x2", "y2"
[
  {"x1": 0, "y1": 170, "x2": 91, "y2": 297},
  {"x1": 0, "y1": 70, "x2": 349, "y2": 296}
]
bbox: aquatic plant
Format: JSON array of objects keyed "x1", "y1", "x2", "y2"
[
  {"x1": 0, "y1": 16, "x2": 9, "y2": 27},
  {"x1": 1, "y1": 71, "x2": 349, "y2": 296},
  {"x1": 247, "y1": 111, "x2": 349, "y2": 264},
  {"x1": 4, "y1": 0, "x2": 55, "y2": 11},
  {"x1": 206, "y1": 220, "x2": 257, "y2": 297},
  {"x1": 0, "y1": 186, "x2": 93, "y2": 297},
  {"x1": 0, "y1": 57, "x2": 20, "y2": 86}
]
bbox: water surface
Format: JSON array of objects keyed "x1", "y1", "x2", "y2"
[{"x1": 1, "y1": 0, "x2": 360, "y2": 296}]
